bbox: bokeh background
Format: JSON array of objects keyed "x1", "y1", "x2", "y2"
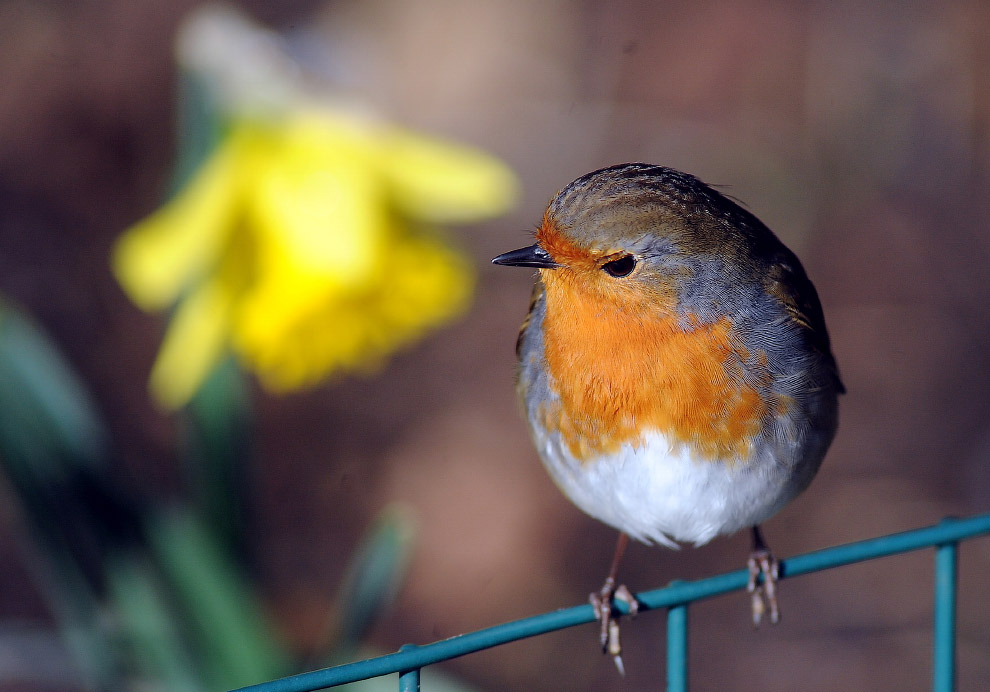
[{"x1": 2, "y1": 1, "x2": 990, "y2": 691}]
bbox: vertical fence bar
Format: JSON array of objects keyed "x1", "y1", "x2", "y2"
[
  {"x1": 399, "y1": 645, "x2": 420, "y2": 692},
  {"x1": 932, "y1": 542, "x2": 958, "y2": 692},
  {"x1": 666, "y1": 603, "x2": 688, "y2": 692},
  {"x1": 398, "y1": 667, "x2": 420, "y2": 692}
]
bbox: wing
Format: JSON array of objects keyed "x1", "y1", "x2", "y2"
[{"x1": 763, "y1": 250, "x2": 845, "y2": 394}]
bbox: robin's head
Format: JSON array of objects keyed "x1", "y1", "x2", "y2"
[{"x1": 493, "y1": 163, "x2": 779, "y2": 315}]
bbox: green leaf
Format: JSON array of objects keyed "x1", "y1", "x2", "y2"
[
  {"x1": 326, "y1": 504, "x2": 418, "y2": 656},
  {"x1": 0, "y1": 300, "x2": 108, "y2": 475},
  {"x1": 146, "y1": 506, "x2": 292, "y2": 689},
  {"x1": 107, "y1": 553, "x2": 206, "y2": 692},
  {"x1": 0, "y1": 300, "x2": 122, "y2": 687}
]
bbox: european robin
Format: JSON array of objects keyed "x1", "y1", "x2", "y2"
[{"x1": 492, "y1": 164, "x2": 843, "y2": 669}]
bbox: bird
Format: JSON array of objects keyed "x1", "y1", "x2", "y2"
[{"x1": 492, "y1": 163, "x2": 843, "y2": 670}]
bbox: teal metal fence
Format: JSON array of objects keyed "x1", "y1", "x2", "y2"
[{"x1": 233, "y1": 513, "x2": 990, "y2": 692}]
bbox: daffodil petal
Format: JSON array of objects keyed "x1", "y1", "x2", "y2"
[
  {"x1": 232, "y1": 270, "x2": 332, "y2": 362},
  {"x1": 112, "y1": 132, "x2": 243, "y2": 310},
  {"x1": 377, "y1": 233, "x2": 473, "y2": 331},
  {"x1": 149, "y1": 279, "x2": 231, "y2": 409},
  {"x1": 382, "y1": 129, "x2": 519, "y2": 223},
  {"x1": 244, "y1": 113, "x2": 388, "y2": 294},
  {"x1": 234, "y1": 226, "x2": 473, "y2": 393}
]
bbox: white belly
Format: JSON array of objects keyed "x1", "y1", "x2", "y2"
[{"x1": 536, "y1": 429, "x2": 793, "y2": 547}]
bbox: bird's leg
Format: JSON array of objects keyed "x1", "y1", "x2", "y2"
[
  {"x1": 747, "y1": 525, "x2": 780, "y2": 626},
  {"x1": 589, "y1": 532, "x2": 638, "y2": 674}
]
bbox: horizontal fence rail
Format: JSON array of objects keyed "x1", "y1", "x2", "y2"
[{"x1": 233, "y1": 513, "x2": 990, "y2": 692}]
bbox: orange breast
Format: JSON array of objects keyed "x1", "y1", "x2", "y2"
[{"x1": 538, "y1": 267, "x2": 768, "y2": 464}]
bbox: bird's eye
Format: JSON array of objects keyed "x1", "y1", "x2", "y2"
[{"x1": 601, "y1": 254, "x2": 637, "y2": 278}]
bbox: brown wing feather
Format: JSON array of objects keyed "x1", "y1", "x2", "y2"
[{"x1": 765, "y1": 256, "x2": 846, "y2": 394}]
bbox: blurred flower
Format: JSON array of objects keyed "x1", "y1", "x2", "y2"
[{"x1": 114, "y1": 107, "x2": 517, "y2": 408}]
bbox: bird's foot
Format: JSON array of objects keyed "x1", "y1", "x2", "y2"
[
  {"x1": 590, "y1": 578, "x2": 638, "y2": 675},
  {"x1": 747, "y1": 547, "x2": 780, "y2": 626}
]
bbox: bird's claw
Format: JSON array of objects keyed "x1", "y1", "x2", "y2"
[
  {"x1": 590, "y1": 579, "x2": 638, "y2": 674},
  {"x1": 747, "y1": 548, "x2": 780, "y2": 626}
]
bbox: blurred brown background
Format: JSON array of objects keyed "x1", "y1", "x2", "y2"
[{"x1": 2, "y1": 1, "x2": 990, "y2": 690}]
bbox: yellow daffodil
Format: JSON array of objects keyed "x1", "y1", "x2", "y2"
[{"x1": 113, "y1": 109, "x2": 517, "y2": 408}]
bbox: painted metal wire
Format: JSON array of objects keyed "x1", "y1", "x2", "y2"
[{"x1": 233, "y1": 513, "x2": 990, "y2": 692}]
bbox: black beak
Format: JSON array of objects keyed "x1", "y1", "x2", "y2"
[{"x1": 491, "y1": 244, "x2": 559, "y2": 268}]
